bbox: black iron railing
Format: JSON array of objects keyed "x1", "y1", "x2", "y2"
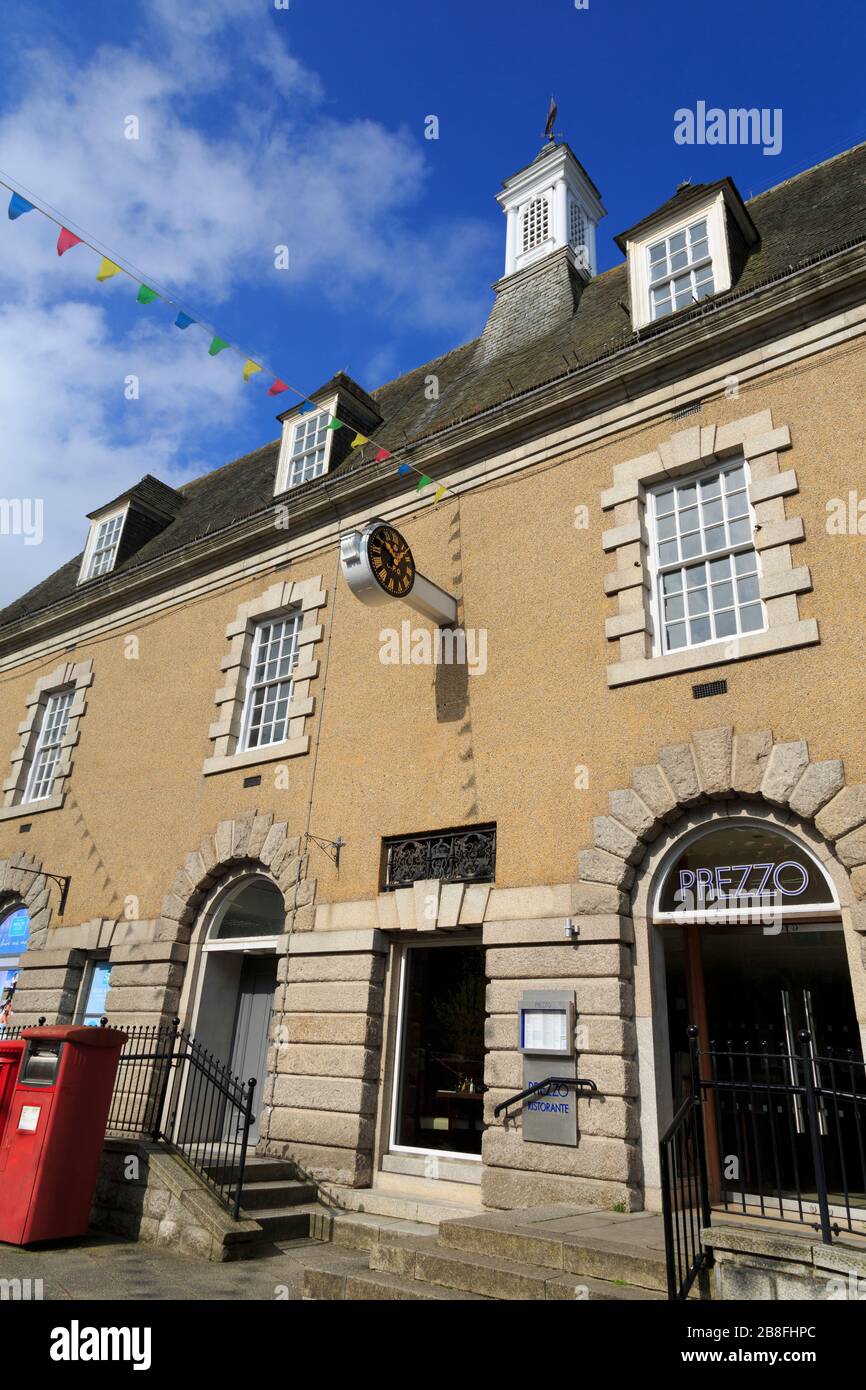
[
  {"x1": 661, "y1": 1024, "x2": 866, "y2": 1299},
  {"x1": 701, "y1": 1028, "x2": 866, "y2": 1242},
  {"x1": 383, "y1": 824, "x2": 496, "y2": 890},
  {"x1": 106, "y1": 1020, "x2": 257, "y2": 1219},
  {"x1": 660, "y1": 1028, "x2": 712, "y2": 1300}
]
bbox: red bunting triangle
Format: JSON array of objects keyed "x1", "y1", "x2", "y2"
[
  {"x1": 268, "y1": 379, "x2": 289, "y2": 397},
  {"x1": 374, "y1": 448, "x2": 392, "y2": 462},
  {"x1": 57, "y1": 227, "x2": 82, "y2": 256}
]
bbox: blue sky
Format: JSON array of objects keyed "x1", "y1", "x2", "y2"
[{"x1": 0, "y1": 0, "x2": 863, "y2": 603}]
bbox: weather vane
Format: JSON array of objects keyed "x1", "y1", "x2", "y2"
[{"x1": 543, "y1": 96, "x2": 560, "y2": 143}]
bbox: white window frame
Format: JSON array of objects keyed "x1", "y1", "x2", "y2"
[
  {"x1": 522, "y1": 194, "x2": 551, "y2": 254},
  {"x1": 274, "y1": 399, "x2": 338, "y2": 496},
  {"x1": 647, "y1": 459, "x2": 767, "y2": 658},
  {"x1": 238, "y1": 613, "x2": 302, "y2": 753},
  {"x1": 625, "y1": 191, "x2": 732, "y2": 331},
  {"x1": 23, "y1": 687, "x2": 75, "y2": 803},
  {"x1": 79, "y1": 505, "x2": 128, "y2": 583}
]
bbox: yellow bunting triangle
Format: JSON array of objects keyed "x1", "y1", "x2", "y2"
[
  {"x1": 96, "y1": 257, "x2": 122, "y2": 282},
  {"x1": 243, "y1": 360, "x2": 263, "y2": 383},
  {"x1": 434, "y1": 486, "x2": 447, "y2": 502},
  {"x1": 350, "y1": 432, "x2": 370, "y2": 449}
]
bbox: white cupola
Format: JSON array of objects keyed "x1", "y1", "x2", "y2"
[{"x1": 496, "y1": 140, "x2": 606, "y2": 281}]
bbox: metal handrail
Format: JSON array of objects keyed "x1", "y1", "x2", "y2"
[{"x1": 493, "y1": 1075, "x2": 597, "y2": 1119}]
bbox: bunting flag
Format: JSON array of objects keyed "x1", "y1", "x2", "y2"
[
  {"x1": 57, "y1": 227, "x2": 82, "y2": 256},
  {"x1": 8, "y1": 193, "x2": 35, "y2": 219},
  {"x1": 1, "y1": 175, "x2": 457, "y2": 507}
]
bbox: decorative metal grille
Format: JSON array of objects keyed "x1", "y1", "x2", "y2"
[{"x1": 383, "y1": 825, "x2": 496, "y2": 891}]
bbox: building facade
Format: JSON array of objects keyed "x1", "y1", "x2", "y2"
[{"x1": 1, "y1": 137, "x2": 865, "y2": 1219}]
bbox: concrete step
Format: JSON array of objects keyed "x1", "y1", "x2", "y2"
[
  {"x1": 308, "y1": 1207, "x2": 442, "y2": 1253},
  {"x1": 304, "y1": 1255, "x2": 488, "y2": 1302},
  {"x1": 238, "y1": 1180, "x2": 318, "y2": 1211},
  {"x1": 369, "y1": 1234, "x2": 661, "y2": 1300},
  {"x1": 438, "y1": 1214, "x2": 668, "y2": 1292}
]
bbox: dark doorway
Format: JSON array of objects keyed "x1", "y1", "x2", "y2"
[
  {"x1": 228, "y1": 955, "x2": 277, "y2": 1143},
  {"x1": 665, "y1": 922, "x2": 865, "y2": 1214},
  {"x1": 393, "y1": 944, "x2": 486, "y2": 1156}
]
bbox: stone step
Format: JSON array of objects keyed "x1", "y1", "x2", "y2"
[
  {"x1": 304, "y1": 1256, "x2": 488, "y2": 1302},
  {"x1": 205, "y1": 1156, "x2": 299, "y2": 1186},
  {"x1": 238, "y1": 1180, "x2": 318, "y2": 1211},
  {"x1": 252, "y1": 1207, "x2": 316, "y2": 1242},
  {"x1": 438, "y1": 1214, "x2": 668, "y2": 1292},
  {"x1": 369, "y1": 1235, "x2": 661, "y2": 1300},
  {"x1": 308, "y1": 1207, "x2": 442, "y2": 1253},
  {"x1": 320, "y1": 1182, "x2": 484, "y2": 1228}
]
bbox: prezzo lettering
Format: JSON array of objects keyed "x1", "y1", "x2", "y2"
[{"x1": 678, "y1": 861, "x2": 808, "y2": 901}]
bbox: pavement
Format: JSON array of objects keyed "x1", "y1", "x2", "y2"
[{"x1": 0, "y1": 1231, "x2": 364, "y2": 1301}]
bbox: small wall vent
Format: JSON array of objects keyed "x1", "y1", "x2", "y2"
[
  {"x1": 671, "y1": 400, "x2": 702, "y2": 421},
  {"x1": 692, "y1": 679, "x2": 728, "y2": 699}
]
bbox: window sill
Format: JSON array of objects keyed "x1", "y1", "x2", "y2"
[
  {"x1": 606, "y1": 618, "x2": 819, "y2": 687},
  {"x1": 202, "y1": 736, "x2": 310, "y2": 777},
  {"x1": 0, "y1": 792, "x2": 65, "y2": 822}
]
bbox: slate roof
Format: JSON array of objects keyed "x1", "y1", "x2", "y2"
[{"x1": 3, "y1": 138, "x2": 866, "y2": 633}]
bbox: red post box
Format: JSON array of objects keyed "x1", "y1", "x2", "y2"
[
  {"x1": 0, "y1": 1024, "x2": 127, "y2": 1246},
  {"x1": 0, "y1": 1039, "x2": 24, "y2": 1144}
]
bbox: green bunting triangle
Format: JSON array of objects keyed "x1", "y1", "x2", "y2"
[
  {"x1": 416, "y1": 474, "x2": 433, "y2": 492},
  {"x1": 136, "y1": 285, "x2": 159, "y2": 304},
  {"x1": 325, "y1": 416, "x2": 344, "y2": 431},
  {"x1": 208, "y1": 337, "x2": 230, "y2": 356}
]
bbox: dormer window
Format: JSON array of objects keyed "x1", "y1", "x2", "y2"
[
  {"x1": 80, "y1": 508, "x2": 126, "y2": 583},
  {"x1": 618, "y1": 182, "x2": 759, "y2": 332},
  {"x1": 522, "y1": 195, "x2": 550, "y2": 253},
  {"x1": 288, "y1": 412, "x2": 330, "y2": 487},
  {"x1": 648, "y1": 218, "x2": 714, "y2": 320}
]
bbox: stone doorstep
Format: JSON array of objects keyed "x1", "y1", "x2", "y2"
[
  {"x1": 316, "y1": 1180, "x2": 485, "y2": 1228},
  {"x1": 703, "y1": 1220, "x2": 866, "y2": 1279},
  {"x1": 435, "y1": 1210, "x2": 668, "y2": 1290}
]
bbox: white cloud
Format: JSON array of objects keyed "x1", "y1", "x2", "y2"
[{"x1": 0, "y1": 4, "x2": 495, "y2": 607}]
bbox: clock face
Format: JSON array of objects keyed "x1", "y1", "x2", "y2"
[{"x1": 368, "y1": 524, "x2": 415, "y2": 597}]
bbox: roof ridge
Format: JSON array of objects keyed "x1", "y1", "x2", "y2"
[{"x1": 747, "y1": 138, "x2": 866, "y2": 205}]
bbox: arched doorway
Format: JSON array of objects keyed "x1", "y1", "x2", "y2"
[
  {"x1": 0, "y1": 905, "x2": 29, "y2": 1026},
  {"x1": 189, "y1": 876, "x2": 283, "y2": 1142}
]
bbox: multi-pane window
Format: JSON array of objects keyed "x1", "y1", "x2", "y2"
[
  {"x1": 650, "y1": 463, "x2": 765, "y2": 654},
  {"x1": 25, "y1": 689, "x2": 74, "y2": 801},
  {"x1": 522, "y1": 195, "x2": 549, "y2": 252},
  {"x1": 288, "y1": 412, "x2": 330, "y2": 487},
  {"x1": 240, "y1": 615, "x2": 302, "y2": 750},
  {"x1": 79, "y1": 960, "x2": 112, "y2": 1026},
  {"x1": 648, "y1": 218, "x2": 714, "y2": 320},
  {"x1": 86, "y1": 513, "x2": 124, "y2": 579}
]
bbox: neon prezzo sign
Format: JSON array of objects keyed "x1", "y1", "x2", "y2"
[{"x1": 677, "y1": 861, "x2": 809, "y2": 902}]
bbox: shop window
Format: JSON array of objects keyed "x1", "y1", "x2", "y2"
[{"x1": 391, "y1": 943, "x2": 486, "y2": 1158}]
